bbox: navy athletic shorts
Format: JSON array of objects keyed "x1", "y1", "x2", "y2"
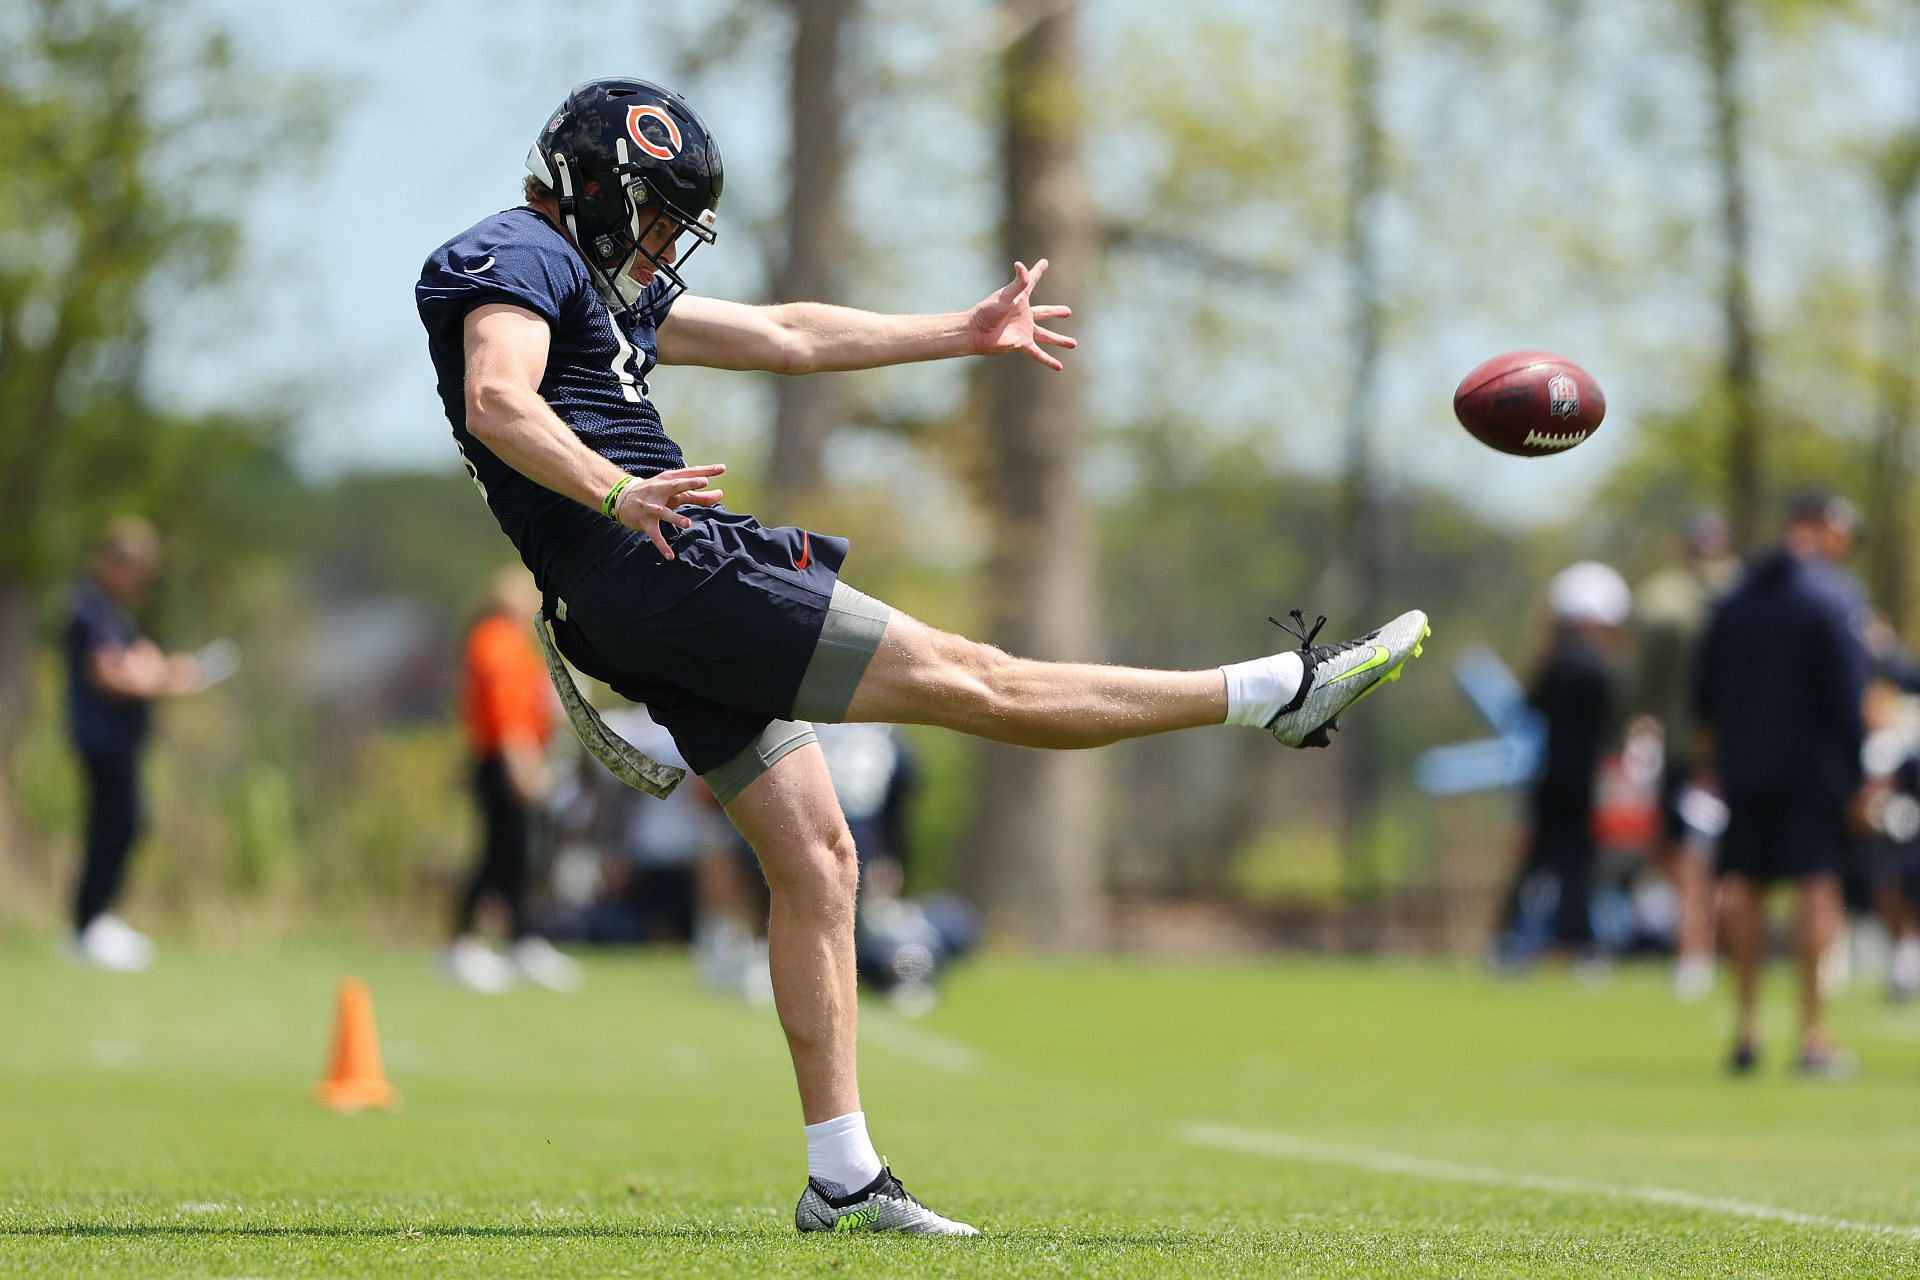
[
  {"x1": 1717, "y1": 792, "x2": 1850, "y2": 883},
  {"x1": 541, "y1": 507, "x2": 890, "y2": 800}
]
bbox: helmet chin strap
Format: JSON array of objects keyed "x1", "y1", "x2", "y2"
[{"x1": 549, "y1": 151, "x2": 649, "y2": 317}]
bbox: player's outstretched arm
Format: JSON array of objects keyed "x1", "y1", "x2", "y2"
[
  {"x1": 463, "y1": 303, "x2": 725, "y2": 560},
  {"x1": 655, "y1": 259, "x2": 1074, "y2": 375}
]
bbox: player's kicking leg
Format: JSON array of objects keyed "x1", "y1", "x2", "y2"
[{"x1": 843, "y1": 593, "x2": 1428, "y2": 751}]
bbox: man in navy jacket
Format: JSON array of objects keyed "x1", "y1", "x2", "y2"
[{"x1": 1696, "y1": 490, "x2": 1870, "y2": 1077}]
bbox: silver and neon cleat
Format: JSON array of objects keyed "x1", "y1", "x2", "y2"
[
  {"x1": 795, "y1": 1168, "x2": 979, "y2": 1236},
  {"x1": 1265, "y1": 608, "x2": 1430, "y2": 748}
]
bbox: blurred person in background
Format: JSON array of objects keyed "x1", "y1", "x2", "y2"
[
  {"x1": 593, "y1": 704, "x2": 772, "y2": 1003},
  {"x1": 815, "y1": 722, "x2": 978, "y2": 1013},
  {"x1": 1492, "y1": 562, "x2": 1630, "y2": 972},
  {"x1": 1860, "y1": 680, "x2": 1920, "y2": 1001},
  {"x1": 1629, "y1": 513, "x2": 1739, "y2": 1001},
  {"x1": 63, "y1": 516, "x2": 217, "y2": 971},
  {"x1": 1696, "y1": 490, "x2": 1870, "y2": 1078},
  {"x1": 545, "y1": 701, "x2": 774, "y2": 1000},
  {"x1": 594, "y1": 704, "x2": 719, "y2": 946},
  {"x1": 448, "y1": 566, "x2": 580, "y2": 993}
]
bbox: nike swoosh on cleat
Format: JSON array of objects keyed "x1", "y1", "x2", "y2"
[{"x1": 1324, "y1": 645, "x2": 1392, "y2": 686}]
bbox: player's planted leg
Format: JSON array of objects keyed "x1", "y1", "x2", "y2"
[{"x1": 723, "y1": 744, "x2": 978, "y2": 1236}]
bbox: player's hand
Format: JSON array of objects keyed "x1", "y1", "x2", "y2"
[
  {"x1": 968, "y1": 258, "x2": 1076, "y2": 371},
  {"x1": 114, "y1": 639, "x2": 171, "y2": 696},
  {"x1": 614, "y1": 464, "x2": 727, "y2": 560},
  {"x1": 164, "y1": 654, "x2": 205, "y2": 697}
]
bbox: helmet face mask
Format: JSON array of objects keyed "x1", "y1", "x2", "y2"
[{"x1": 528, "y1": 78, "x2": 723, "y2": 320}]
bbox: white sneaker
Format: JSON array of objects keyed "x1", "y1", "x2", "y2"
[
  {"x1": 1674, "y1": 953, "x2": 1715, "y2": 1003},
  {"x1": 71, "y1": 914, "x2": 154, "y2": 972},
  {"x1": 442, "y1": 935, "x2": 516, "y2": 994},
  {"x1": 694, "y1": 917, "x2": 750, "y2": 991},
  {"x1": 740, "y1": 940, "x2": 775, "y2": 1009},
  {"x1": 696, "y1": 917, "x2": 773, "y2": 1005},
  {"x1": 1891, "y1": 937, "x2": 1920, "y2": 1002},
  {"x1": 1818, "y1": 934, "x2": 1851, "y2": 999},
  {"x1": 512, "y1": 937, "x2": 583, "y2": 993}
]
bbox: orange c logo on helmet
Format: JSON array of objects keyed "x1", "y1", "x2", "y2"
[{"x1": 626, "y1": 105, "x2": 682, "y2": 160}]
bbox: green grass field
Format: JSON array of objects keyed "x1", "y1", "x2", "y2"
[{"x1": 4, "y1": 942, "x2": 1920, "y2": 1277}]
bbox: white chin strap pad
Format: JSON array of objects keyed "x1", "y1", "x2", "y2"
[{"x1": 599, "y1": 255, "x2": 648, "y2": 311}]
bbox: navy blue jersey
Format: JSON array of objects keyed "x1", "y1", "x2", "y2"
[
  {"x1": 1526, "y1": 633, "x2": 1613, "y2": 833},
  {"x1": 64, "y1": 580, "x2": 150, "y2": 755},
  {"x1": 416, "y1": 207, "x2": 684, "y2": 580},
  {"x1": 1696, "y1": 549, "x2": 1870, "y2": 806}
]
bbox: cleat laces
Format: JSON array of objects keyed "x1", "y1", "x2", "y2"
[
  {"x1": 1266, "y1": 608, "x2": 1370, "y2": 728},
  {"x1": 1271, "y1": 607, "x2": 1327, "y2": 649},
  {"x1": 1269, "y1": 608, "x2": 1366, "y2": 665}
]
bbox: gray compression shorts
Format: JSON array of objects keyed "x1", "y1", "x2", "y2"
[{"x1": 701, "y1": 581, "x2": 892, "y2": 805}]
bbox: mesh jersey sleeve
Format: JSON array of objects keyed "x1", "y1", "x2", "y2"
[{"x1": 417, "y1": 226, "x2": 585, "y2": 329}]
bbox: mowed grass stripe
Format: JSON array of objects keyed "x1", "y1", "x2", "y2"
[
  {"x1": 1182, "y1": 1120, "x2": 1920, "y2": 1241},
  {"x1": 858, "y1": 1010, "x2": 984, "y2": 1075}
]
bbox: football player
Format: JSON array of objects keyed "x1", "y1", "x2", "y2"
[{"x1": 418, "y1": 77, "x2": 1428, "y2": 1235}]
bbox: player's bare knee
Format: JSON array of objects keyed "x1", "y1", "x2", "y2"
[
  {"x1": 822, "y1": 825, "x2": 860, "y2": 899},
  {"x1": 764, "y1": 823, "x2": 859, "y2": 913}
]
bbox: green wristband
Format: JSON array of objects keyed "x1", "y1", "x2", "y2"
[{"x1": 601, "y1": 475, "x2": 636, "y2": 519}]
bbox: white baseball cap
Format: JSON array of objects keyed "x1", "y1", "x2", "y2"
[{"x1": 1548, "y1": 561, "x2": 1631, "y2": 627}]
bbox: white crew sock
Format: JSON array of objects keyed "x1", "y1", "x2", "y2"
[
  {"x1": 804, "y1": 1110, "x2": 883, "y2": 1191},
  {"x1": 1219, "y1": 651, "x2": 1306, "y2": 727}
]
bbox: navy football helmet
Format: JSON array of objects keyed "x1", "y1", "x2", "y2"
[{"x1": 526, "y1": 78, "x2": 723, "y2": 319}]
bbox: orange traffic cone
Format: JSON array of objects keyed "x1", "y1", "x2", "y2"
[{"x1": 314, "y1": 976, "x2": 401, "y2": 1112}]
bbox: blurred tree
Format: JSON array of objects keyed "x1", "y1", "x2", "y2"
[
  {"x1": 1333, "y1": 0, "x2": 1389, "y2": 938},
  {"x1": 767, "y1": 0, "x2": 856, "y2": 507},
  {"x1": 0, "y1": 0, "x2": 317, "y2": 854},
  {"x1": 1865, "y1": 81, "x2": 1920, "y2": 630},
  {"x1": 1699, "y1": 0, "x2": 1764, "y2": 548},
  {"x1": 956, "y1": 0, "x2": 1103, "y2": 947}
]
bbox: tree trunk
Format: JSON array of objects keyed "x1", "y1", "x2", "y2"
[
  {"x1": 956, "y1": 0, "x2": 1103, "y2": 949},
  {"x1": 1335, "y1": 0, "x2": 1388, "y2": 944},
  {"x1": 1868, "y1": 201, "x2": 1916, "y2": 630},
  {"x1": 0, "y1": 576, "x2": 39, "y2": 865},
  {"x1": 1867, "y1": 125, "x2": 1920, "y2": 631},
  {"x1": 766, "y1": 0, "x2": 854, "y2": 508},
  {"x1": 1702, "y1": 0, "x2": 1765, "y2": 550}
]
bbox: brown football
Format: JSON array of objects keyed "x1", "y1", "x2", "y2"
[{"x1": 1452, "y1": 351, "x2": 1606, "y2": 458}]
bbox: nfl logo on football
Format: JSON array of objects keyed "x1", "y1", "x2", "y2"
[{"x1": 1547, "y1": 372, "x2": 1579, "y2": 419}]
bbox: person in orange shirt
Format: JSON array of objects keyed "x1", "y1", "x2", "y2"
[{"x1": 447, "y1": 567, "x2": 579, "y2": 992}]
